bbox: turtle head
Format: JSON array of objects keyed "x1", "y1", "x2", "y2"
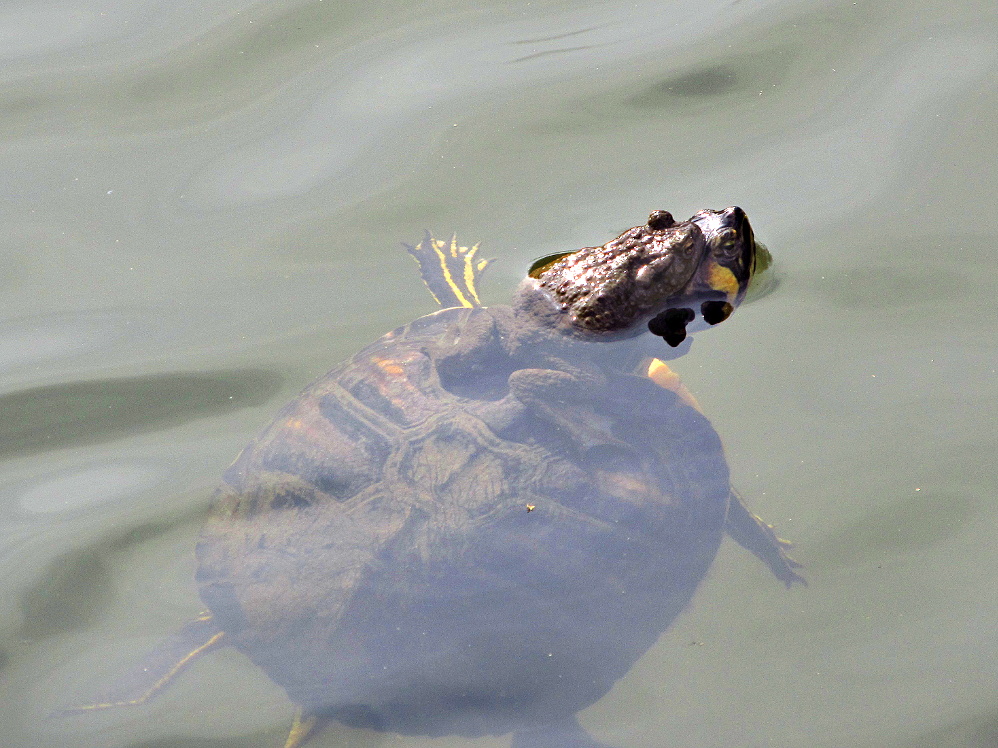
[
  {"x1": 515, "y1": 207, "x2": 762, "y2": 347},
  {"x1": 645, "y1": 206, "x2": 761, "y2": 346},
  {"x1": 688, "y1": 205, "x2": 758, "y2": 309}
]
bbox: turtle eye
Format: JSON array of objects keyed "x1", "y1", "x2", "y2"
[{"x1": 713, "y1": 228, "x2": 739, "y2": 255}]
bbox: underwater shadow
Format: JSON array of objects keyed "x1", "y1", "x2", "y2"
[{"x1": 0, "y1": 369, "x2": 285, "y2": 460}]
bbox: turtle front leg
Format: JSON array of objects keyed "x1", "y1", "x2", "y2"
[{"x1": 725, "y1": 490, "x2": 805, "y2": 587}]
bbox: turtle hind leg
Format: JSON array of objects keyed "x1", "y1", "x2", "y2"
[
  {"x1": 57, "y1": 613, "x2": 226, "y2": 715},
  {"x1": 725, "y1": 489, "x2": 806, "y2": 588},
  {"x1": 511, "y1": 716, "x2": 616, "y2": 748}
]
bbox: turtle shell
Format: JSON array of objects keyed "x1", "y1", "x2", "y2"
[
  {"x1": 194, "y1": 303, "x2": 732, "y2": 738},
  {"x1": 64, "y1": 212, "x2": 798, "y2": 748}
]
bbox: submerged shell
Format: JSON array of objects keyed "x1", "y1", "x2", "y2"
[
  {"x1": 195, "y1": 305, "x2": 731, "y2": 737},
  {"x1": 68, "y1": 212, "x2": 798, "y2": 748}
]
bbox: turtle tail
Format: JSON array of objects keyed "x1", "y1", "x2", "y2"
[
  {"x1": 403, "y1": 232, "x2": 491, "y2": 309},
  {"x1": 57, "y1": 613, "x2": 226, "y2": 715}
]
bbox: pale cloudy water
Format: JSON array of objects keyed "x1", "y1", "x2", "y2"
[{"x1": 1, "y1": 0, "x2": 996, "y2": 746}]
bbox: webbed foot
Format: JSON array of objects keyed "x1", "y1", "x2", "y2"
[{"x1": 726, "y1": 489, "x2": 805, "y2": 587}]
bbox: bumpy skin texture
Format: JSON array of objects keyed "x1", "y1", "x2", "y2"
[
  {"x1": 519, "y1": 215, "x2": 706, "y2": 337},
  {"x1": 196, "y1": 306, "x2": 730, "y2": 737},
  {"x1": 515, "y1": 207, "x2": 756, "y2": 344}
]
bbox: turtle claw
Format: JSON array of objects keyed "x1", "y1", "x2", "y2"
[{"x1": 725, "y1": 489, "x2": 806, "y2": 588}]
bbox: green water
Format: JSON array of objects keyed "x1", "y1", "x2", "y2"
[{"x1": 1, "y1": 0, "x2": 996, "y2": 745}]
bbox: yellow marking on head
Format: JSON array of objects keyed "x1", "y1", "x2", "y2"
[
  {"x1": 432, "y1": 237, "x2": 473, "y2": 308},
  {"x1": 646, "y1": 358, "x2": 703, "y2": 413},
  {"x1": 707, "y1": 262, "x2": 739, "y2": 302}
]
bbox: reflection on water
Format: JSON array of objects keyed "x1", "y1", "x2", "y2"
[
  {"x1": 18, "y1": 463, "x2": 172, "y2": 515},
  {"x1": 19, "y1": 515, "x2": 209, "y2": 643},
  {"x1": 0, "y1": 0, "x2": 996, "y2": 744},
  {"x1": 0, "y1": 370, "x2": 284, "y2": 460},
  {"x1": 21, "y1": 544, "x2": 115, "y2": 640}
]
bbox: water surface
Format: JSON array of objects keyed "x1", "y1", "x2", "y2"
[{"x1": 1, "y1": 0, "x2": 996, "y2": 746}]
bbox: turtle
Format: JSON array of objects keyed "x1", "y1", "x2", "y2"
[{"x1": 70, "y1": 207, "x2": 802, "y2": 748}]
